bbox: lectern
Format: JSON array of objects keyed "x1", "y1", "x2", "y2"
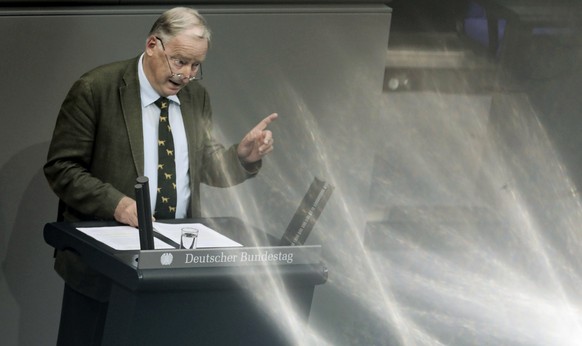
[{"x1": 44, "y1": 218, "x2": 327, "y2": 346}]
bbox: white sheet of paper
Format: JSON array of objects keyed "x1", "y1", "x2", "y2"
[{"x1": 76, "y1": 222, "x2": 242, "y2": 250}]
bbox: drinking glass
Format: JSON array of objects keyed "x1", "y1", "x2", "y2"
[{"x1": 180, "y1": 227, "x2": 199, "y2": 249}]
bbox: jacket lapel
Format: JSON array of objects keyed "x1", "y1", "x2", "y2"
[
  {"x1": 178, "y1": 91, "x2": 198, "y2": 218},
  {"x1": 178, "y1": 92, "x2": 200, "y2": 158},
  {"x1": 120, "y1": 57, "x2": 145, "y2": 177}
]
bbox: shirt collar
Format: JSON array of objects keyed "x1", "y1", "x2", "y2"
[{"x1": 138, "y1": 53, "x2": 180, "y2": 107}]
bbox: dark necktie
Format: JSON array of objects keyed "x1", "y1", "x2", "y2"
[{"x1": 154, "y1": 97, "x2": 177, "y2": 219}]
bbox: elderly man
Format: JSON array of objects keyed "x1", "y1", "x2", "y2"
[{"x1": 44, "y1": 7, "x2": 277, "y2": 345}]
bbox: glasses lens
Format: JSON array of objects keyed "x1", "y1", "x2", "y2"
[
  {"x1": 165, "y1": 57, "x2": 202, "y2": 81},
  {"x1": 180, "y1": 68, "x2": 202, "y2": 81},
  {"x1": 191, "y1": 65, "x2": 203, "y2": 80},
  {"x1": 168, "y1": 74, "x2": 186, "y2": 84}
]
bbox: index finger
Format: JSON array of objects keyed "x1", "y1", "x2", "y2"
[{"x1": 253, "y1": 113, "x2": 278, "y2": 131}]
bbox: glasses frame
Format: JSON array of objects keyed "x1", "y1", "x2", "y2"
[{"x1": 155, "y1": 36, "x2": 203, "y2": 81}]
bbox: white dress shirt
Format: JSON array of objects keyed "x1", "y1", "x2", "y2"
[{"x1": 138, "y1": 54, "x2": 191, "y2": 218}]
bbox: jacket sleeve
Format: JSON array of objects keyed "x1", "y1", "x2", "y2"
[
  {"x1": 44, "y1": 77, "x2": 125, "y2": 220},
  {"x1": 196, "y1": 89, "x2": 261, "y2": 188}
]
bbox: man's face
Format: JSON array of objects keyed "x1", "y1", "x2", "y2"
[{"x1": 144, "y1": 28, "x2": 208, "y2": 97}]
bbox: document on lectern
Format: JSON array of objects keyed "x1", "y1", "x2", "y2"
[{"x1": 76, "y1": 222, "x2": 242, "y2": 250}]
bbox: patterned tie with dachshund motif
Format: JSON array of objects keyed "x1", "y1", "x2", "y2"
[{"x1": 154, "y1": 97, "x2": 176, "y2": 219}]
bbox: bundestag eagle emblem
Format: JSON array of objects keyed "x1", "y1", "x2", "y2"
[{"x1": 160, "y1": 252, "x2": 174, "y2": 266}]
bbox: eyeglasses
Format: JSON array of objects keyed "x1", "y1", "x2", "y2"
[{"x1": 155, "y1": 36, "x2": 203, "y2": 81}]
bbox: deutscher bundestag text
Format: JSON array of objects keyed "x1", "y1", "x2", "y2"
[{"x1": 185, "y1": 251, "x2": 294, "y2": 265}]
